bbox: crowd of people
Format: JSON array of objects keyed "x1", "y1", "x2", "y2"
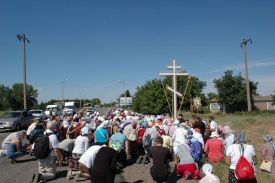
[{"x1": 0, "y1": 108, "x2": 275, "y2": 183}]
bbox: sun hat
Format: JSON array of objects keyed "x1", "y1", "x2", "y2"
[
  {"x1": 223, "y1": 126, "x2": 234, "y2": 134},
  {"x1": 210, "y1": 131, "x2": 219, "y2": 138}
]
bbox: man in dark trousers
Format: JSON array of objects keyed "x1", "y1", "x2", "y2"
[{"x1": 149, "y1": 136, "x2": 171, "y2": 183}]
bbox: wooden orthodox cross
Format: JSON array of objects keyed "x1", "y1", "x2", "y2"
[{"x1": 159, "y1": 59, "x2": 189, "y2": 120}]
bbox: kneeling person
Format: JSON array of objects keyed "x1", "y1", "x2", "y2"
[
  {"x1": 33, "y1": 122, "x2": 60, "y2": 183},
  {"x1": 149, "y1": 136, "x2": 171, "y2": 183}
]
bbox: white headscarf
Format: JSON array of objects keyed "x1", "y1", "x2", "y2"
[{"x1": 199, "y1": 164, "x2": 220, "y2": 183}]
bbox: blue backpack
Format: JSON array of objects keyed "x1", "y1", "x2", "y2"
[{"x1": 189, "y1": 141, "x2": 202, "y2": 162}]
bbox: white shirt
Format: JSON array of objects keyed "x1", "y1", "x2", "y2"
[
  {"x1": 45, "y1": 129, "x2": 59, "y2": 156},
  {"x1": 72, "y1": 135, "x2": 89, "y2": 155},
  {"x1": 79, "y1": 145, "x2": 103, "y2": 168},
  {"x1": 172, "y1": 127, "x2": 187, "y2": 145},
  {"x1": 210, "y1": 120, "x2": 218, "y2": 132},
  {"x1": 226, "y1": 144, "x2": 256, "y2": 170},
  {"x1": 224, "y1": 133, "x2": 235, "y2": 152}
]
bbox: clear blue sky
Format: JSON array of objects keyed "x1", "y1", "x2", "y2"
[{"x1": 1, "y1": 0, "x2": 275, "y2": 103}]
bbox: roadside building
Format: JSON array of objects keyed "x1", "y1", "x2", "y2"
[
  {"x1": 209, "y1": 99, "x2": 222, "y2": 112},
  {"x1": 253, "y1": 95, "x2": 275, "y2": 111}
]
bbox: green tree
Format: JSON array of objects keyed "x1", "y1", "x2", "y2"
[
  {"x1": 120, "y1": 90, "x2": 131, "y2": 97},
  {"x1": 91, "y1": 98, "x2": 101, "y2": 107},
  {"x1": 9, "y1": 83, "x2": 38, "y2": 110},
  {"x1": 133, "y1": 79, "x2": 168, "y2": 114},
  {"x1": 0, "y1": 84, "x2": 12, "y2": 110},
  {"x1": 207, "y1": 92, "x2": 218, "y2": 101},
  {"x1": 214, "y1": 70, "x2": 258, "y2": 113},
  {"x1": 132, "y1": 76, "x2": 206, "y2": 114}
]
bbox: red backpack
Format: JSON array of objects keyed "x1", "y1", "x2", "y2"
[{"x1": 235, "y1": 145, "x2": 255, "y2": 180}]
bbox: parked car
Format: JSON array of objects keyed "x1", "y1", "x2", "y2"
[
  {"x1": 0, "y1": 111, "x2": 33, "y2": 131},
  {"x1": 29, "y1": 109, "x2": 48, "y2": 120},
  {"x1": 86, "y1": 107, "x2": 95, "y2": 116}
]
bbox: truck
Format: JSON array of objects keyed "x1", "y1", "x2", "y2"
[
  {"x1": 45, "y1": 104, "x2": 63, "y2": 116},
  {"x1": 63, "y1": 101, "x2": 79, "y2": 115}
]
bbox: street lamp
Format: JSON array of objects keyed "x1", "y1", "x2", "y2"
[
  {"x1": 241, "y1": 38, "x2": 252, "y2": 112},
  {"x1": 17, "y1": 34, "x2": 30, "y2": 110}
]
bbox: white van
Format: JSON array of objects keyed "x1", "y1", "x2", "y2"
[
  {"x1": 63, "y1": 101, "x2": 79, "y2": 114},
  {"x1": 45, "y1": 104, "x2": 63, "y2": 116}
]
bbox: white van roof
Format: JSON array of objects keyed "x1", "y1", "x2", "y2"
[
  {"x1": 46, "y1": 105, "x2": 58, "y2": 108},
  {"x1": 65, "y1": 101, "x2": 75, "y2": 106}
]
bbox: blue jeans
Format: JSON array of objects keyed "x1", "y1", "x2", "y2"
[{"x1": 6, "y1": 143, "x2": 24, "y2": 159}]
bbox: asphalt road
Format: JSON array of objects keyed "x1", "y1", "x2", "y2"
[{"x1": 0, "y1": 130, "x2": 92, "y2": 183}]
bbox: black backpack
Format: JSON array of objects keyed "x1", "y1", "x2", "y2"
[
  {"x1": 34, "y1": 133, "x2": 53, "y2": 159},
  {"x1": 29, "y1": 127, "x2": 44, "y2": 144}
]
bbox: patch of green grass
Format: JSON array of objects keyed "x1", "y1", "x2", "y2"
[{"x1": 212, "y1": 163, "x2": 229, "y2": 183}]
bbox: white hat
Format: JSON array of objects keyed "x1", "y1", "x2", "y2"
[
  {"x1": 210, "y1": 131, "x2": 219, "y2": 138},
  {"x1": 81, "y1": 126, "x2": 90, "y2": 135}
]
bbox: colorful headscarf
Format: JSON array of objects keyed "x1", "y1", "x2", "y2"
[
  {"x1": 263, "y1": 134, "x2": 273, "y2": 142},
  {"x1": 263, "y1": 134, "x2": 275, "y2": 150},
  {"x1": 234, "y1": 131, "x2": 247, "y2": 152}
]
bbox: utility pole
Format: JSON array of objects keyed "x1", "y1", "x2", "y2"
[
  {"x1": 17, "y1": 34, "x2": 30, "y2": 110},
  {"x1": 241, "y1": 38, "x2": 252, "y2": 112}
]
